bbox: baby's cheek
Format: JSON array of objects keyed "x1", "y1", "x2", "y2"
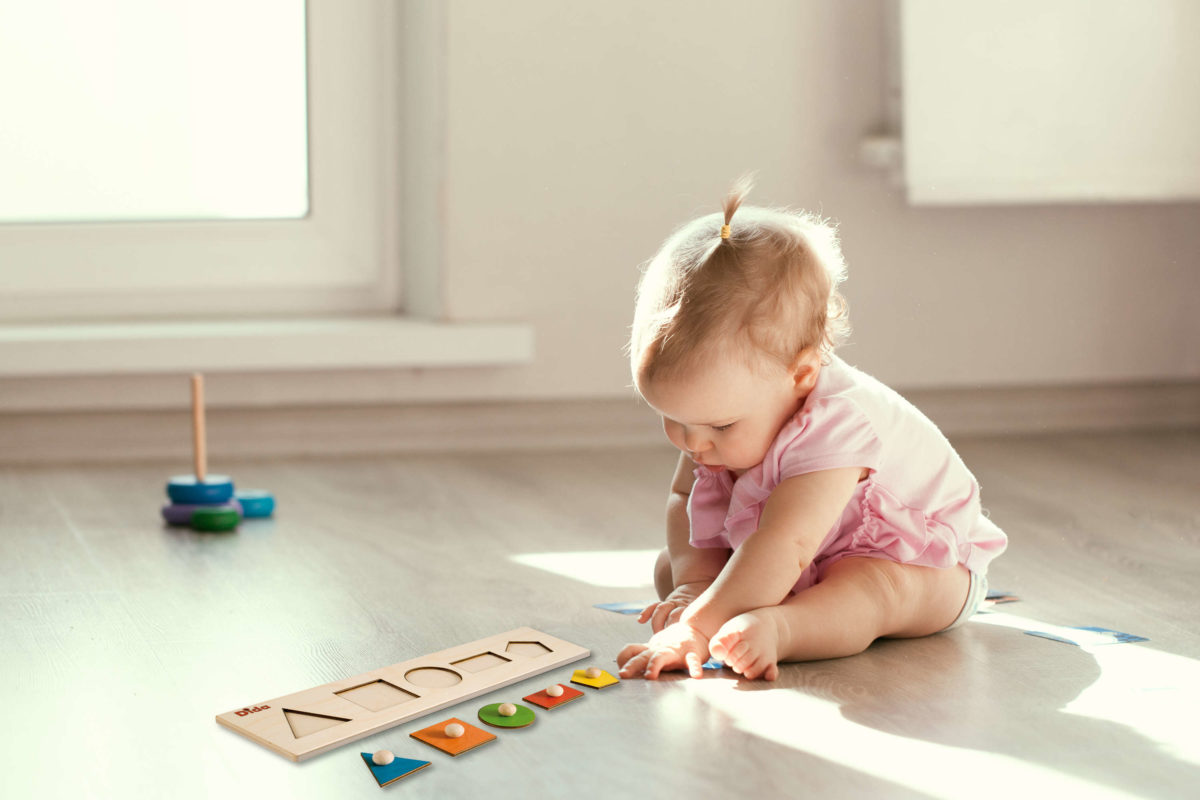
[
  {"x1": 725, "y1": 441, "x2": 752, "y2": 468},
  {"x1": 662, "y1": 419, "x2": 683, "y2": 449},
  {"x1": 739, "y1": 434, "x2": 772, "y2": 467}
]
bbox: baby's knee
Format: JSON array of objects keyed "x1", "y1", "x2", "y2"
[
  {"x1": 653, "y1": 548, "x2": 673, "y2": 600},
  {"x1": 833, "y1": 557, "x2": 969, "y2": 637}
]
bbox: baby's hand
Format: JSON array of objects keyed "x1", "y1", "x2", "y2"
[
  {"x1": 637, "y1": 581, "x2": 713, "y2": 633},
  {"x1": 617, "y1": 621, "x2": 710, "y2": 680}
]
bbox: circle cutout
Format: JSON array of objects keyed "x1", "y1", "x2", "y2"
[{"x1": 404, "y1": 667, "x2": 462, "y2": 688}]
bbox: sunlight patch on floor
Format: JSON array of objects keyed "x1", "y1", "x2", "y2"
[
  {"x1": 685, "y1": 678, "x2": 1149, "y2": 800},
  {"x1": 975, "y1": 610, "x2": 1200, "y2": 767},
  {"x1": 509, "y1": 549, "x2": 658, "y2": 588}
]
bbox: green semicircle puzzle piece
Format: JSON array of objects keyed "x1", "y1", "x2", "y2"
[{"x1": 477, "y1": 702, "x2": 536, "y2": 728}]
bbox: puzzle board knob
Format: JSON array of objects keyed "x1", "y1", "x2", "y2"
[
  {"x1": 498, "y1": 703, "x2": 517, "y2": 717},
  {"x1": 372, "y1": 750, "x2": 394, "y2": 766},
  {"x1": 444, "y1": 722, "x2": 465, "y2": 738},
  {"x1": 585, "y1": 667, "x2": 602, "y2": 679},
  {"x1": 546, "y1": 684, "x2": 564, "y2": 697}
]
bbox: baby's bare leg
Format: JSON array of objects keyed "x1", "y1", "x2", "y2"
[{"x1": 710, "y1": 558, "x2": 970, "y2": 679}]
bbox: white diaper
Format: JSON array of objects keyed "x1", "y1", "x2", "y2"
[{"x1": 942, "y1": 570, "x2": 987, "y2": 632}]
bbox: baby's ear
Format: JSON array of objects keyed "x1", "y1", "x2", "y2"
[{"x1": 789, "y1": 348, "x2": 821, "y2": 393}]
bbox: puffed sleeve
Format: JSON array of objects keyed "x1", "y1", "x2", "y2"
[
  {"x1": 686, "y1": 466, "x2": 734, "y2": 549},
  {"x1": 771, "y1": 395, "x2": 884, "y2": 481}
]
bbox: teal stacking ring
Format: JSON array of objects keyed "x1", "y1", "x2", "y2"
[
  {"x1": 167, "y1": 475, "x2": 234, "y2": 504},
  {"x1": 235, "y1": 490, "x2": 276, "y2": 518}
]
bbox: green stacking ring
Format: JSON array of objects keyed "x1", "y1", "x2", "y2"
[{"x1": 191, "y1": 507, "x2": 241, "y2": 532}]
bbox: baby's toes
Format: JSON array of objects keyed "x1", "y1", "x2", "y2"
[
  {"x1": 711, "y1": 619, "x2": 752, "y2": 658},
  {"x1": 708, "y1": 634, "x2": 731, "y2": 662},
  {"x1": 710, "y1": 630, "x2": 742, "y2": 663},
  {"x1": 726, "y1": 642, "x2": 757, "y2": 674},
  {"x1": 743, "y1": 653, "x2": 771, "y2": 678}
]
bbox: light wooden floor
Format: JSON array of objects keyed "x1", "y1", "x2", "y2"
[{"x1": 2, "y1": 430, "x2": 1198, "y2": 799}]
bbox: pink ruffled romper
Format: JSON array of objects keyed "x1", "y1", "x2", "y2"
[{"x1": 687, "y1": 356, "x2": 1007, "y2": 596}]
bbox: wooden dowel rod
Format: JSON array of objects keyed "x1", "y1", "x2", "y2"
[{"x1": 191, "y1": 373, "x2": 207, "y2": 483}]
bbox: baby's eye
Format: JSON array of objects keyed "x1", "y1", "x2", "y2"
[{"x1": 712, "y1": 423, "x2": 735, "y2": 432}]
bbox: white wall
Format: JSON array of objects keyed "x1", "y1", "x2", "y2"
[
  {"x1": 2, "y1": 0, "x2": 1197, "y2": 414},
  {"x1": 439, "y1": 0, "x2": 1199, "y2": 396}
]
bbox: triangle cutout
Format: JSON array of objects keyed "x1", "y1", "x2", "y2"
[{"x1": 283, "y1": 708, "x2": 351, "y2": 738}]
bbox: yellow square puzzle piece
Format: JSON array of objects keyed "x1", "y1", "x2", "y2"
[{"x1": 571, "y1": 667, "x2": 619, "y2": 689}]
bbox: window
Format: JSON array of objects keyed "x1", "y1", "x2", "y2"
[{"x1": 0, "y1": 0, "x2": 401, "y2": 320}]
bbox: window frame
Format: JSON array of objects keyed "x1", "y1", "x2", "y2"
[{"x1": 0, "y1": 0, "x2": 404, "y2": 322}]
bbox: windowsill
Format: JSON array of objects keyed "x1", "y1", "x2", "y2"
[{"x1": 0, "y1": 316, "x2": 535, "y2": 377}]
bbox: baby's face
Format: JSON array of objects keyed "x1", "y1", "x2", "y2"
[{"x1": 638, "y1": 354, "x2": 811, "y2": 473}]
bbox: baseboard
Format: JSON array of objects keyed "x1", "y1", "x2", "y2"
[
  {"x1": 0, "y1": 398, "x2": 663, "y2": 465},
  {"x1": 905, "y1": 380, "x2": 1200, "y2": 436},
  {"x1": 2, "y1": 382, "x2": 1197, "y2": 465}
]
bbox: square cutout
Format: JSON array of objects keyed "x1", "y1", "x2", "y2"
[{"x1": 335, "y1": 679, "x2": 419, "y2": 712}]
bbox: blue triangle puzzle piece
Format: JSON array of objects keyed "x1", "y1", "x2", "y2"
[{"x1": 360, "y1": 752, "x2": 431, "y2": 787}]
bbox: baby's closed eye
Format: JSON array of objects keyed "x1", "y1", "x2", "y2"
[{"x1": 712, "y1": 423, "x2": 735, "y2": 432}]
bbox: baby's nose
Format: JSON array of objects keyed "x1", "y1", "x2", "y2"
[{"x1": 683, "y1": 427, "x2": 710, "y2": 454}]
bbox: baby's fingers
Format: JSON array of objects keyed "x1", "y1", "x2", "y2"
[
  {"x1": 685, "y1": 651, "x2": 704, "y2": 679},
  {"x1": 617, "y1": 642, "x2": 648, "y2": 669},
  {"x1": 645, "y1": 649, "x2": 682, "y2": 680},
  {"x1": 636, "y1": 602, "x2": 660, "y2": 625},
  {"x1": 618, "y1": 645, "x2": 654, "y2": 678},
  {"x1": 650, "y1": 601, "x2": 678, "y2": 633},
  {"x1": 667, "y1": 605, "x2": 685, "y2": 628}
]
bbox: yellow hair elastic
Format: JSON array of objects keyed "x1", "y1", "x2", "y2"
[{"x1": 720, "y1": 224, "x2": 731, "y2": 240}]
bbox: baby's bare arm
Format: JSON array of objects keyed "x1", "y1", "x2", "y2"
[
  {"x1": 664, "y1": 453, "x2": 728, "y2": 586},
  {"x1": 638, "y1": 454, "x2": 729, "y2": 631},
  {"x1": 621, "y1": 465, "x2": 865, "y2": 680},
  {"x1": 680, "y1": 466, "x2": 866, "y2": 639}
]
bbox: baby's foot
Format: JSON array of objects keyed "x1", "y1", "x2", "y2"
[{"x1": 709, "y1": 609, "x2": 784, "y2": 681}]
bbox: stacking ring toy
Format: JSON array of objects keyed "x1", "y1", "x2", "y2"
[
  {"x1": 191, "y1": 506, "x2": 242, "y2": 532},
  {"x1": 235, "y1": 490, "x2": 276, "y2": 518},
  {"x1": 162, "y1": 498, "x2": 243, "y2": 526},
  {"x1": 167, "y1": 474, "x2": 234, "y2": 505}
]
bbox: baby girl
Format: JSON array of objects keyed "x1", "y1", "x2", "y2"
[{"x1": 617, "y1": 178, "x2": 1007, "y2": 681}]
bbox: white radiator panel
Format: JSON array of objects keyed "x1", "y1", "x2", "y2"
[{"x1": 901, "y1": 0, "x2": 1200, "y2": 204}]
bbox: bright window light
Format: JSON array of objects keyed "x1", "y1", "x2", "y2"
[
  {"x1": 0, "y1": 0, "x2": 308, "y2": 222},
  {"x1": 975, "y1": 610, "x2": 1200, "y2": 767},
  {"x1": 686, "y1": 678, "x2": 1152, "y2": 800},
  {"x1": 509, "y1": 550, "x2": 659, "y2": 589}
]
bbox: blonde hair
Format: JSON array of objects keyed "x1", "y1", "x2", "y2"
[{"x1": 629, "y1": 176, "x2": 850, "y2": 386}]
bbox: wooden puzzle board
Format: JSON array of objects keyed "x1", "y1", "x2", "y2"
[{"x1": 215, "y1": 627, "x2": 589, "y2": 761}]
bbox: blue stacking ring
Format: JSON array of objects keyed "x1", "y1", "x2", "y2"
[
  {"x1": 167, "y1": 475, "x2": 235, "y2": 505},
  {"x1": 235, "y1": 490, "x2": 276, "y2": 518}
]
